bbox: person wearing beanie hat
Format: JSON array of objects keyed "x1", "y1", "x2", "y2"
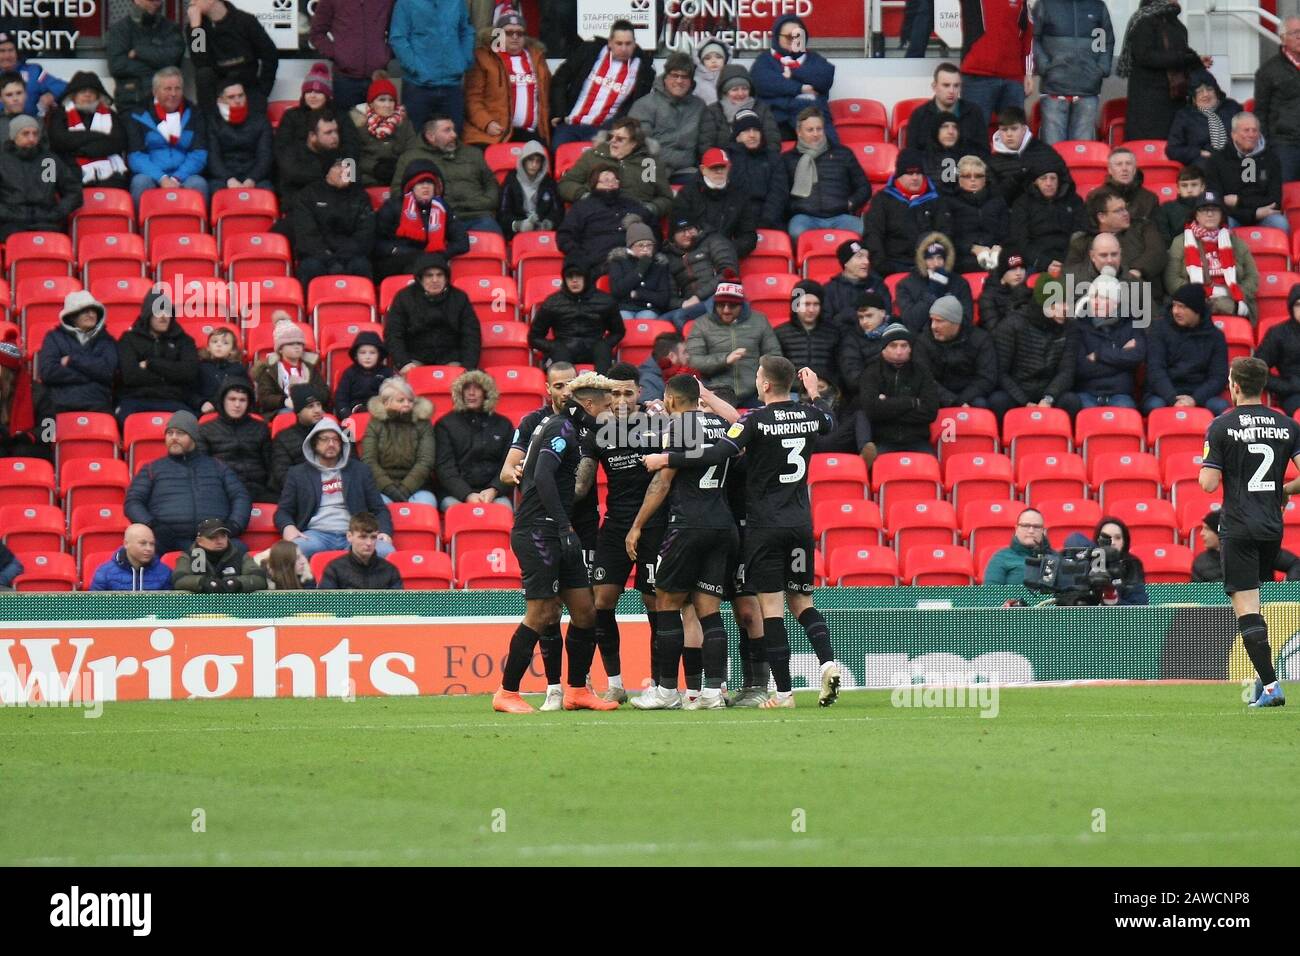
[
  {"x1": 462, "y1": 7, "x2": 552, "y2": 147},
  {"x1": 658, "y1": 219, "x2": 741, "y2": 331},
  {"x1": 188, "y1": 0, "x2": 279, "y2": 114},
  {"x1": 697, "y1": 63, "x2": 783, "y2": 157},
  {"x1": 915, "y1": 292, "x2": 998, "y2": 408},
  {"x1": 384, "y1": 251, "x2": 481, "y2": 372},
  {"x1": 858, "y1": 316, "x2": 939, "y2": 467},
  {"x1": 332, "y1": 329, "x2": 395, "y2": 418},
  {"x1": 724, "y1": 106, "x2": 789, "y2": 232},
  {"x1": 921, "y1": 110, "x2": 983, "y2": 198},
  {"x1": 1165, "y1": 190, "x2": 1260, "y2": 322},
  {"x1": 776, "y1": 280, "x2": 839, "y2": 383},
  {"x1": 556, "y1": 163, "x2": 650, "y2": 275},
  {"x1": 862, "y1": 145, "x2": 950, "y2": 275},
  {"x1": 1142, "y1": 280, "x2": 1230, "y2": 415},
  {"x1": 1008, "y1": 157, "x2": 1084, "y2": 274},
  {"x1": 269, "y1": 384, "x2": 327, "y2": 492},
  {"x1": 198, "y1": 377, "x2": 276, "y2": 502},
  {"x1": 205, "y1": 79, "x2": 274, "y2": 196},
  {"x1": 1060, "y1": 270, "x2": 1147, "y2": 416},
  {"x1": 112, "y1": 289, "x2": 199, "y2": 425},
  {"x1": 374, "y1": 159, "x2": 471, "y2": 279},
  {"x1": 124, "y1": 405, "x2": 252, "y2": 555},
  {"x1": 987, "y1": 272, "x2": 1076, "y2": 419},
  {"x1": 750, "y1": 13, "x2": 836, "y2": 142},
  {"x1": 549, "y1": 21, "x2": 654, "y2": 152},
  {"x1": 684, "y1": 271, "x2": 780, "y2": 404},
  {"x1": 251, "y1": 316, "x2": 329, "y2": 418},
  {"x1": 0, "y1": 110, "x2": 82, "y2": 240},
  {"x1": 628, "y1": 51, "x2": 706, "y2": 183},
  {"x1": 978, "y1": 247, "x2": 1032, "y2": 334},
  {"x1": 895, "y1": 232, "x2": 974, "y2": 334},
  {"x1": 608, "y1": 220, "x2": 672, "y2": 319},
  {"x1": 35, "y1": 290, "x2": 117, "y2": 422},
  {"x1": 288, "y1": 150, "x2": 376, "y2": 288},
  {"x1": 693, "y1": 39, "x2": 731, "y2": 106},
  {"x1": 46, "y1": 70, "x2": 129, "y2": 189},
  {"x1": 1191, "y1": 508, "x2": 1300, "y2": 582},
  {"x1": 273, "y1": 59, "x2": 363, "y2": 205},
  {"x1": 783, "y1": 105, "x2": 870, "y2": 241},
  {"x1": 351, "y1": 71, "x2": 418, "y2": 188},
  {"x1": 530, "y1": 257, "x2": 623, "y2": 371},
  {"x1": 671, "y1": 142, "x2": 758, "y2": 258},
  {"x1": 821, "y1": 238, "x2": 892, "y2": 329}
]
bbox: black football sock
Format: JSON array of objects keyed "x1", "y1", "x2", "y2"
[
  {"x1": 1240, "y1": 613, "x2": 1278, "y2": 685},
  {"x1": 594, "y1": 608, "x2": 621, "y2": 678},
  {"x1": 646, "y1": 609, "x2": 661, "y2": 685},
  {"x1": 763, "y1": 617, "x2": 792, "y2": 693},
  {"x1": 750, "y1": 634, "x2": 771, "y2": 690},
  {"x1": 502, "y1": 624, "x2": 540, "y2": 692},
  {"x1": 683, "y1": 646, "x2": 703, "y2": 691},
  {"x1": 700, "y1": 613, "x2": 728, "y2": 690},
  {"x1": 737, "y1": 627, "x2": 754, "y2": 688},
  {"x1": 538, "y1": 621, "x2": 563, "y2": 685},
  {"x1": 657, "y1": 610, "x2": 684, "y2": 690},
  {"x1": 798, "y1": 607, "x2": 834, "y2": 665},
  {"x1": 565, "y1": 623, "x2": 597, "y2": 689}
]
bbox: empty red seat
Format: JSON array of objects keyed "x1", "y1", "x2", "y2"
[
  {"x1": 60, "y1": 458, "x2": 130, "y2": 512},
  {"x1": 1002, "y1": 406, "x2": 1072, "y2": 460},
  {"x1": 123, "y1": 411, "x2": 172, "y2": 474},
  {"x1": 390, "y1": 502, "x2": 441, "y2": 551},
  {"x1": 138, "y1": 188, "x2": 207, "y2": 245},
  {"x1": 150, "y1": 232, "x2": 219, "y2": 285},
  {"x1": 1016, "y1": 452, "x2": 1086, "y2": 505},
  {"x1": 828, "y1": 545, "x2": 898, "y2": 585},
  {"x1": 830, "y1": 98, "x2": 888, "y2": 140},
  {"x1": 1146, "y1": 405, "x2": 1212, "y2": 460},
  {"x1": 243, "y1": 502, "x2": 280, "y2": 553},
  {"x1": 930, "y1": 406, "x2": 999, "y2": 460},
  {"x1": 487, "y1": 365, "x2": 546, "y2": 423},
  {"x1": 1120, "y1": 139, "x2": 1181, "y2": 184},
  {"x1": 943, "y1": 452, "x2": 1013, "y2": 514},
  {"x1": 308, "y1": 274, "x2": 375, "y2": 330},
  {"x1": 1038, "y1": 498, "x2": 1102, "y2": 544},
  {"x1": 456, "y1": 230, "x2": 509, "y2": 278},
  {"x1": 1089, "y1": 452, "x2": 1161, "y2": 509},
  {"x1": 809, "y1": 452, "x2": 868, "y2": 504},
  {"x1": 850, "y1": 141, "x2": 899, "y2": 189},
  {"x1": 0, "y1": 457, "x2": 55, "y2": 505},
  {"x1": 1162, "y1": 452, "x2": 1208, "y2": 505},
  {"x1": 1212, "y1": 315, "x2": 1254, "y2": 363},
  {"x1": 1236, "y1": 226, "x2": 1290, "y2": 272},
  {"x1": 91, "y1": 275, "x2": 155, "y2": 329},
  {"x1": 484, "y1": 142, "x2": 528, "y2": 185},
  {"x1": 244, "y1": 275, "x2": 304, "y2": 327},
  {"x1": 406, "y1": 364, "x2": 463, "y2": 402},
  {"x1": 210, "y1": 187, "x2": 278, "y2": 246},
  {"x1": 340, "y1": 410, "x2": 370, "y2": 445},
  {"x1": 443, "y1": 502, "x2": 513, "y2": 562},
  {"x1": 457, "y1": 547, "x2": 523, "y2": 589},
  {"x1": 554, "y1": 142, "x2": 592, "y2": 180},
  {"x1": 6, "y1": 232, "x2": 74, "y2": 289},
  {"x1": 78, "y1": 232, "x2": 146, "y2": 286},
  {"x1": 1053, "y1": 139, "x2": 1111, "y2": 171},
  {"x1": 223, "y1": 232, "x2": 291, "y2": 281},
  {"x1": 1075, "y1": 406, "x2": 1144, "y2": 461},
  {"x1": 743, "y1": 229, "x2": 795, "y2": 275},
  {"x1": 0, "y1": 504, "x2": 66, "y2": 552},
  {"x1": 54, "y1": 411, "x2": 120, "y2": 470},
  {"x1": 70, "y1": 503, "x2": 129, "y2": 564},
  {"x1": 70, "y1": 187, "x2": 134, "y2": 244},
  {"x1": 889, "y1": 98, "x2": 927, "y2": 146},
  {"x1": 14, "y1": 551, "x2": 77, "y2": 591},
  {"x1": 618, "y1": 318, "x2": 675, "y2": 366},
  {"x1": 902, "y1": 545, "x2": 975, "y2": 585},
  {"x1": 813, "y1": 498, "x2": 883, "y2": 553},
  {"x1": 511, "y1": 231, "x2": 563, "y2": 290},
  {"x1": 480, "y1": 319, "x2": 530, "y2": 367},
  {"x1": 389, "y1": 550, "x2": 455, "y2": 589},
  {"x1": 961, "y1": 499, "x2": 1020, "y2": 555},
  {"x1": 871, "y1": 451, "x2": 941, "y2": 515},
  {"x1": 1133, "y1": 543, "x2": 1193, "y2": 582},
  {"x1": 523, "y1": 275, "x2": 564, "y2": 315},
  {"x1": 887, "y1": 499, "x2": 958, "y2": 555},
  {"x1": 1109, "y1": 498, "x2": 1178, "y2": 546}
]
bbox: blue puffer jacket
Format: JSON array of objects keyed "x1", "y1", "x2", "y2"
[
  {"x1": 126, "y1": 100, "x2": 208, "y2": 181},
  {"x1": 36, "y1": 313, "x2": 119, "y2": 414},
  {"x1": 751, "y1": 14, "x2": 835, "y2": 132},
  {"x1": 389, "y1": 0, "x2": 475, "y2": 89},
  {"x1": 1145, "y1": 310, "x2": 1228, "y2": 406},
  {"x1": 15, "y1": 60, "x2": 67, "y2": 116},
  {"x1": 1073, "y1": 318, "x2": 1147, "y2": 398},
  {"x1": 88, "y1": 547, "x2": 173, "y2": 591},
  {"x1": 125, "y1": 450, "x2": 252, "y2": 543}
]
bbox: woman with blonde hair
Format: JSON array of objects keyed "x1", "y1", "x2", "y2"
[{"x1": 363, "y1": 376, "x2": 437, "y2": 505}]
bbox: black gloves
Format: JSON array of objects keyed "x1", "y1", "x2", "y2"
[
  {"x1": 385, "y1": 485, "x2": 409, "y2": 503},
  {"x1": 560, "y1": 528, "x2": 583, "y2": 559}
]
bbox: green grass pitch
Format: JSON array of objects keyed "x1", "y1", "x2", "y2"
[{"x1": 1, "y1": 685, "x2": 1295, "y2": 866}]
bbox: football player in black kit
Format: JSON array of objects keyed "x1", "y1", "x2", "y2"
[
  {"x1": 1200, "y1": 357, "x2": 1300, "y2": 708},
  {"x1": 499, "y1": 361, "x2": 601, "y2": 711},
  {"x1": 646, "y1": 355, "x2": 843, "y2": 709},
  {"x1": 494, "y1": 372, "x2": 619, "y2": 714},
  {"x1": 627, "y1": 374, "x2": 742, "y2": 709}
]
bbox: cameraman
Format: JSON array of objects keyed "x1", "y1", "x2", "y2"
[
  {"x1": 1064, "y1": 517, "x2": 1149, "y2": 605},
  {"x1": 1192, "y1": 511, "x2": 1300, "y2": 582},
  {"x1": 985, "y1": 507, "x2": 1053, "y2": 585}
]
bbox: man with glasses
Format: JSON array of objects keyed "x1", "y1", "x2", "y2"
[
  {"x1": 1253, "y1": 17, "x2": 1300, "y2": 184},
  {"x1": 550, "y1": 19, "x2": 654, "y2": 150},
  {"x1": 685, "y1": 278, "x2": 781, "y2": 408},
  {"x1": 464, "y1": 11, "x2": 553, "y2": 148},
  {"x1": 629, "y1": 52, "x2": 705, "y2": 183},
  {"x1": 751, "y1": 14, "x2": 836, "y2": 142},
  {"x1": 1064, "y1": 187, "x2": 1168, "y2": 303},
  {"x1": 1206, "y1": 112, "x2": 1288, "y2": 233},
  {"x1": 983, "y1": 508, "x2": 1052, "y2": 586}
]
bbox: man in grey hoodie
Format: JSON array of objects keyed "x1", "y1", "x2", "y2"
[
  {"x1": 275, "y1": 417, "x2": 394, "y2": 559},
  {"x1": 629, "y1": 51, "x2": 705, "y2": 184}
]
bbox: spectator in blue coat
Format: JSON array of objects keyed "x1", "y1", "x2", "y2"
[
  {"x1": 125, "y1": 410, "x2": 252, "y2": 554},
  {"x1": 1143, "y1": 282, "x2": 1229, "y2": 415},
  {"x1": 125, "y1": 67, "x2": 209, "y2": 205},
  {"x1": 0, "y1": 29, "x2": 66, "y2": 118},
  {"x1": 388, "y1": 0, "x2": 475, "y2": 133},
  {"x1": 750, "y1": 14, "x2": 835, "y2": 142},
  {"x1": 36, "y1": 290, "x2": 118, "y2": 418},
  {"x1": 89, "y1": 524, "x2": 173, "y2": 591}
]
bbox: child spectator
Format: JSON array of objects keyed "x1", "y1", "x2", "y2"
[
  {"x1": 607, "y1": 222, "x2": 672, "y2": 320},
  {"x1": 255, "y1": 539, "x2": 316, "y2": 589},
  {"x1": 334, "y1": 330, "x2": 393, "y2": 418},
  {"x1": 496, "y1": 140, "x2": 563, "y2": 238},
  {"x1": 196, "y1": 326, "x2": 248, "y2": 415},
  {"x1": 252, "y1": 316, "x2": 328, "y2": 417}
]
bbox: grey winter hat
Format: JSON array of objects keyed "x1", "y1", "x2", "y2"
[
  {"x1": 8, "y1": 114, "x2": 38, "y2": 142},
  {"x1": 929, "y1": 295, "x2": 963, "y2": 326},
  {"x1": 880, "y1": 322, "x2": 913, "y2": 345},
  {"x1": 719, "y1": 71, "x2": 751, "y2": 95},
  {"x1": 625, "y1": 222, "x2": 656, "y2": 247},
  {"x1": 166, "y1": 410, "x2": 200, "y2": 443}
]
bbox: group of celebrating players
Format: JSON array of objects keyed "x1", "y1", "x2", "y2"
[{"x1": 490, "y1": 354, "x2": 843, "y2": 713}]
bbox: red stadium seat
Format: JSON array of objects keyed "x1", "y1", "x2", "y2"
[
  {"x1": 850, "y1": 142, "x2": 899, "y2": 188},
  {"x1": 618, "y1": 318, "x2": 675, "y2": 365},
  {"x1": 70, "y1": 187, "x2": 134, "y2": 245},
  {"x1": 210, "y1": 188, "x2": 278, "y2": 246},
  {"x1": 378, "y1": 274, "x2": 413, "y2": 314},
  {"x1": 53, "y1": 412, "x2": 120, "y2": 471},
  {"x1": 872, "y1": 451, "x2": 941, "y2": 516},
  {"x1": 809, "y1": 452, "x2": 869, "y2": 504},
  {"x1": 1235, "y1": 226, "x2": 1290, "y2": 272},
  {"x1": 1255, "y1": 270, "x2": 1299, "y2": 315},
  {"x1": 223, "y1": 232, "x2": 292, "y2": 281},
  {"x1": 266, "y1": 100, "x2": 295, "y2": 128},
  {"x1": 244, "y1": 275, "x2": 303, "y2": 327},
  {"x1": 554, "y1": 142, "x2": 593, "y2": 180},
  {"x1": 887, "y1": 499, "x2": 958, "y2": 555},
  {"x1": 1089, "y1": 452, "x2": 1161, "y2": 509},
  {"x1": 487, "y1": 365, "x2": 546, "y2": 423},
  {"x1": 1053, "y1": 140, "x2": 1111, "y2": 172},
  {"x1": 6, "y1": 231, "x2": 74, "y2": 288},
  {"x1": 830, "y1": 98, "x2": 888, "y2": 142},
  {"x1": 70, "y1": 504, "x2": 128, "y2": 563},
  {"x1": 308, "y1": 275, "x2": 376, "y2": 331},
  {"x1": 365, "y1": 186, "x2": 390, "y2": 211},
  {"x1": 390, "y1": 502, "x2": 441, "y2": 551},
  {"x1": 1, "y1": 504, "x2": 66, "y2": 552},
  {"x1": 743, "y1": 229, "x2": 795, "y2": 276},
  {"x1": 480, "y1": 320, "x2": 531, "y2": 367},
  {"x1": 457, "y1": 547, "x2": 522, "y2": 589},
  {"x1": 828, "y1": 545, "x2": 899, "y2": 585},
  {"x1": 14, "y1": 552, "x2": 78, "y2": 591},
  {"x1": 1212, "y1": 315, "x2": 1254, "y2": 363},
  {"x1": 150, "y1": 232, "x2": 219, "y2": 285},
  {"x1": 1016, "y1": 452, "x2": 1087, "y2": 506},
  {"x1": 443, "y1": 502, "x2": 513, "y2": 562},
  {"x1": 511, "y1": 231, "x2": 563, "y2": 289},
  {"x1": 485, "y1": 142, "x2": 528, "y2": 185},
  {"x1": 943, "y1": 452, "x2": 1014, "y2": 514},
  {"x1": 1286, "y1": 498, "x2": 1300, "y2": 553},
  {"x1": 1162, "y1": 452, "x2": 1208, "y2": 506},
  {"x1": 389, "y1": 550, "x2": 455, "y2": 589},
  {"x1": 457, "y1": 230, "x2": 509, "y2": 278},
  {"x1": 1146, "y1": 406, "x2": 1213, "y2": 460},
  {"x1": 309, "y1": 550, "x2": 349, "y2": 582},
  {"x1": 960, "y1": 499, "x2": 1020, "y2": 555},
  {"x1": 79, "y1": 549, "x2": 115, "y2": 587},
  {"x1": 1120, "y1": 139, "x2": 1181, "y2": 185},
  {"x1": 1179, "y1": 493, "x2": 1221, "y2": 549},
  {"x1": 1075, "y1": 406, "x2": 1144, "y2": 461},
  {"x1": 1133, "y1": 543, "x2": 1193, "y2": 583},
  {"x1": 1101, "y1": 98, "x2": 1126, "y2": 143},
  {"x1": 1001, "y1": 406, "x2": 1072, "y2": 460},
  {"x1": 340, "y1": 410, "x2": 370, "y2": 445},
  {"x1": 0, "y1": 457, "x2": 55, "y2": 506},
  {"x1": 902, "y1": 545, "x2": 974, "y2": 585},
  {"x1": 743, "y1": 272, "x2": 801, "y2": 320},
  {"x1": 523, "y1": 275, "x2": 564, "y2": 315},
  {"x1": 454, "y1": 273, "x2": 519, "y2": 321},
  {"x1": 889, "y1": 98, "x2": 927, "y2": 146},
  {"x1": 930, "y1": 406, "x2": 999, "y2": 460},
  {"x1": 243, "y1": 503, "x2": 280, "y2": 553},
  {"x1": 1038, "y1": 498, "x2": 1102, "y2": 545},
  {"x1": 91, "y1": 276, "x2": 155, "y2": 329},
  {"x1": 813, "y1": 498, "x2": 883, "y2": 553},
  {"x1": 78, "y1": 232, "x2": 146, "y2": 287},
  {"x1": 137, "y1": 188, "x2": 207, "y2": 245},
  {"x1": 796, "y1": 229, "x2": 860, "y2": 280},
  {"x1": 61, "y1": 458, "x2": 130, "y2": 512},
  {"x1": 406, "y1": 364, "x2": 463, "y2": 402},
  {"x1": 1110, "y1": 498, "x2": 1178, "y2": 546},
  {"x1": 123, "y1": 412, "x2": 171, "y2": 475}
]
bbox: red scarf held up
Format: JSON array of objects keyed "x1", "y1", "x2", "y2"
[
  {"x1": 395, "y1": 193, "x2": 447, "y2": 252},
  {"x1": 153, "y1": 101, "x2": 182, "y2": 144}
]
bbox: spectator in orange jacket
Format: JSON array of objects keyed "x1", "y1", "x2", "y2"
[{"x1": 464, "y1": 11, "x2": 552, "y2": 147}]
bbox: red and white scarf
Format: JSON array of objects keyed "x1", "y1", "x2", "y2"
[
  {"x1": 774, "y1": 50, "x2": 806, "y2": 71},
  {"x1": 567, "y1": 47, "x2": 638, "y2": 127},
  {"x1": 276, "y1": 357, "x2": 309, "y2": 396},
  {"x1": 499, "y1": 50, "x2": 538, "y2": 131},
  {"x1": 396, "y1": 194, "x2": 448, "y2": 252},
  {"x1": 1183, "y1": 224, "x2": 1244, "y2": 306},
  {"x1": 153, "y1": 101, "x2": 183, "y2": 145},
  {"x1": 365, "y1": 103, "x2": 406, "y2": 140},
  {"x1": 65, "y1": 104, "x2": 127, "y2": 182}
]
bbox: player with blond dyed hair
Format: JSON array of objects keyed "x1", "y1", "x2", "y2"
[{"x1": 494, "y1": 371, "x2": 620, "y2": 713}]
